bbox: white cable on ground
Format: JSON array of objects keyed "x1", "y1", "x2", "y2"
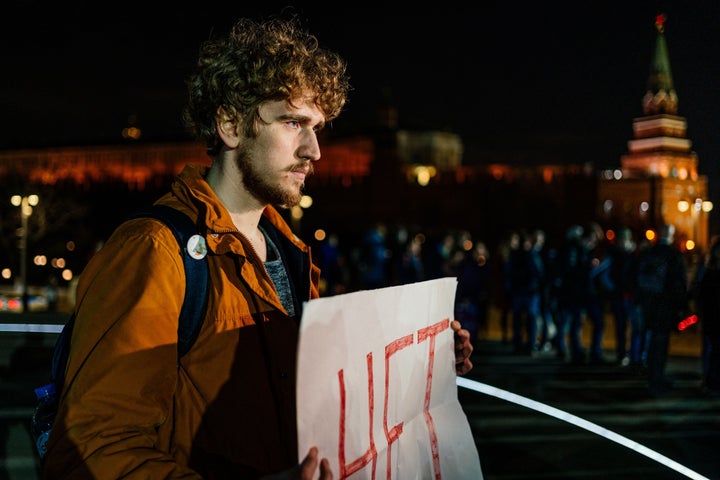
[
  {"x1": 0, "y1": 323, "x2": 63, "y2": 333},
  {"x1": 456, "y1": 376, "x2": 711, "y2": 480}
]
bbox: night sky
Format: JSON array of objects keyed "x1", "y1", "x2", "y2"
[{"x1": 2, "y1": 2, "x2": 719, "y2": 190}]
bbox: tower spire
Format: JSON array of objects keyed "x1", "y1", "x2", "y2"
[{"x1": 642, "y1": 13, "x2": 678, "y2": 115}]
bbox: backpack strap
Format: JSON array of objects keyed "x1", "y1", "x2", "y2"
[
  {"x1": 49, "y1": 315, "x2": 75, "y2": 388},
  {"x1": 128, "y1": 204, "x2": 209, "y2": 358}
]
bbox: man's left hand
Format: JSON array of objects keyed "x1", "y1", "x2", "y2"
[{"x1": 451, "y1": 320, "x2": 473, "y2": 375}]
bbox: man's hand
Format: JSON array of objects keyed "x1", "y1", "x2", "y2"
[
  {"x1": 451, "y1": 320, "x2": 473, "y2": 375},
  {"x1": 297, "y1": 446, "x2": 332, "y2": 479},
  {"x1": 264, "y1": 446, "x2": 332, "y2": 479}
]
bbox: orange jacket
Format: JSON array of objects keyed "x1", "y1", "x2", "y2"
[{"x1": 43, "y1": 164, "x2": 321, "y2": 479}]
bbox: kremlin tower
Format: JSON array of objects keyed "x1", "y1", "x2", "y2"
[{"x1": 597, "y1": 13, "x2": 712, "y2": 251}]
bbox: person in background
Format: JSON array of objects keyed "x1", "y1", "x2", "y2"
[
  {"x1": 696, "y1": 236, "x2": 720, "y2": 397},
  {"x1": 318, "y1": 232, "x2": 347, "y2": 296},
  {"x1": 493, "y1": 230, "x2": 520, "y2": 345},
  {"x1": 358, "y1": 222, "x2": 389, "y2": 289},
  {"x1": 531, "y1": 229, "x2": 557, "y2": 352},
  {"x1": 42, "y1": 16, "x2": 475, "y2": 479},
  {"x1": 606, "y1": 227, "x2": 644, "y2": 366},
  {"x1": 455, "y1": 241, "x2": 493, "y2": 347},
  {"x1": 583, "y1": 222, "x2": 611, "y2": 365},
  {"x1": 554, "y1": 225, "x2": 590, "y2": 363},
  {"x1": 635, "y1": 224, "x2": 688, "y2": 396},
  {"x1": 506, "y1": 230, "x2": 543, "y2": 354},
  {"x1": 395, "y1": 234, "x2": 425, "y2": 285},
  {"x1": 45, "y1": 275, "x2": 59, "y2": 313},
  {"x1": 426, "y1": 232, "x2": 457, "y2": 280}
]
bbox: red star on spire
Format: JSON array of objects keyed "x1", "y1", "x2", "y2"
[{"x1": 655, "y1": 13, "x2": 666, "y2": 33}]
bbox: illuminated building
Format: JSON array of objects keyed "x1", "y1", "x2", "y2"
[{"x1": 597, "y1": 14, "x2": 712, "y2": 251}]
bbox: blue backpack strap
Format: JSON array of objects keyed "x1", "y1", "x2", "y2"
[
  {"x1": 128, "y1": 204, "x2": 209, "y2": 358},
  {"x1": 49, "y1": 314, "x2": 75, "y2": 388}
]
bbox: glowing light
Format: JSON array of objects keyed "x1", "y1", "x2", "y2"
[
  {"x1": 678, "y1": 314, "x2": 698, "y2": 331},
  {"x1": 603, "y1": 199, "x2": 613, "y2": 213},
  {"x1": 613, "y1": 169, "x2": 622, "y2": 180},
  {"x1": 414, "y1": 166, "x2": 433, "y2": 186},
  {"x1": 51, "y1": 258, "x2": 66, "y2": 268},
  {"x1": 685, "y1": 240, "x2": 695, "y2": 251},
  {"x1": 645, "y1": 230, "x2": 656, "y2": 242},
  {"x1": 542, "y1": 168, "x2": 553, "y2": 183},
  {"x1": 677, "y1": 200, "x2": 689, "y2": 212},
  {"x1": 702, "y1": 201, "x2": 713, "y2": 213},
  {"x1": 640, "y1": 202, "x2": 649, "y2": 212},
  {"x1": 1, "y1": 268, "x2": 10, "y2": 279},
  {"x1": 290, "y1": 205, "x2": 303, "y2": 220},
  {"x1": 122, "y1": 122, "x2": 142, "y2": 140},
  {"x1": 314, "y1": 229, "x2": 327, "y2": 241},
  {"x1": 299, "y1": 195, "x2": 313, "y2": 209}
]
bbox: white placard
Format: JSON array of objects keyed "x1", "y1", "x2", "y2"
[{"x1": 297, "y1": 278, "x2": 483, "y2": 479}]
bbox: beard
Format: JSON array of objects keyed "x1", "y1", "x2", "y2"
[{"x1": 236, "y1": 144, "x2": 313, "y2": 208}]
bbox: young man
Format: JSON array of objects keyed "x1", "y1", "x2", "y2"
[{"x1": 43, "y1": 16, "x2": 473, "y2": 479}]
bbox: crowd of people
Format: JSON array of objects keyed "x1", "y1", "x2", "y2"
[{"x1": 315, "y1": 220, "x2": 720, "y2": 398}]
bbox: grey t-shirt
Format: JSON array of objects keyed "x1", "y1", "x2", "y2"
[{"x1": 260, "y1": 226, "x2": 296, "y2": 317}]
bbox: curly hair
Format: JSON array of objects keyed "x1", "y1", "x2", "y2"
[{"x1": 182, "y1": 16, "x2": 350, "y2": 156}]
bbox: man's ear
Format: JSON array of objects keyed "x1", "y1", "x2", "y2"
[{"x1": 216, "y1": 107, "x2": 241, "y2": 148}]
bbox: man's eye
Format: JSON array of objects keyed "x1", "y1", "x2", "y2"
[{"x1": 287, "y1": 121, "x2": 300, "y2": 128}]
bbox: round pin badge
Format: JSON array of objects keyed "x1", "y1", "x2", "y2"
[{"x1": 186, "y1": 234, "x2": 207, "y2": 260}]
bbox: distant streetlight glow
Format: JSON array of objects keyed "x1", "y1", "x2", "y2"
[
  {"x1": 299, "y1": 195, "x2": 313, "y2": 209},
  {"x1": 412, "y1": 165, "x2": 436, "y2": 186},
  {"x1": 11, "y1": 194, "x2": 39, "y2": 312},
  {"x1": 603, "y1": 199, "x2": 613, "y2": 213}
]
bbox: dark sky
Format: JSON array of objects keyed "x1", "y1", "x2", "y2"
[{"x1": 2, "y1": 2, "x2": 719, "y2": 180}]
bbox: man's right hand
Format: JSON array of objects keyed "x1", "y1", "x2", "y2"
[{"x1": 263, "y1": 446, "x2": 332, "y2": 479}]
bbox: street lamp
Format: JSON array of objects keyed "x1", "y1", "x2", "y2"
[{"x1": 11, "y1": 194, "x2": 39, "y2": 312}]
